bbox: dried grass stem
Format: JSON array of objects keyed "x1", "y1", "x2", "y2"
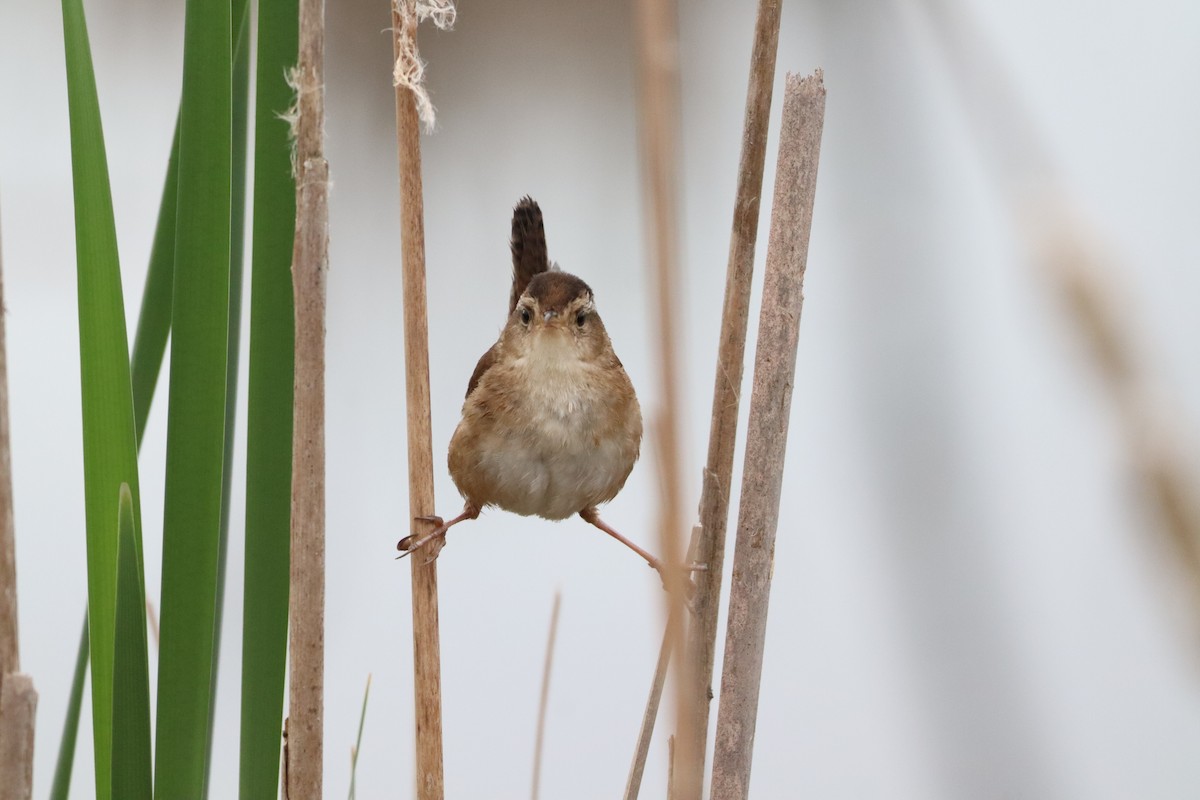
[
  {"x1": 286, "y1": 0, "x2": 329, "y2": 793},
  {"x1": 710, "y1": 70, "x2": 825, "y2": 800},
  {"x1": 391, "y1": 1, "x2": 445, "y2": 796}
]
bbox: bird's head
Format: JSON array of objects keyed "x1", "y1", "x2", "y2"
[{"x1": 506, "y1": 271, "x2": 612, "y2": 365}]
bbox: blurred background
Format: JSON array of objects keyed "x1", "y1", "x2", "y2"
[{"x1": 3, "y1": 0, "x2": 1200, "y2": 797}]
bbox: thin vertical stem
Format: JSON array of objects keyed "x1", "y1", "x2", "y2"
[
  {"x1": 623, "y1": 605, "x2": 679, "y2": 800},
  {"x1": 391, "y1": 1, "x2": 444, "y2": 797},
  {"x1": 287, "y1": 0, "x2": 329, "y2": 793},
  {"x1": 530, "y1": 592, "x2": 562, "y2": 800},
  {"x1": 710, "y1": 71, "x2": 825, "y2": 800},
  {"x1": 0, "y1": 212, "x2": 18, "y2": 680},
  {"x1": 633, "y1": 0, "x2": 693, "y2": 792},
  {"x1": 679, "y1": 2, "x2": 782, "y2": 794}
]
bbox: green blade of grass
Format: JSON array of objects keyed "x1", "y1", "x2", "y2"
[
  {"x1": 60, "y1": 0, "x2": 147, "y2": 796},
  {"x1": 153, "y1": 0, "x2": 233, "y2": 792},
  {"x1": 204, "y1": 1, "x2": 252, "y2": 791},
  {"x1": 129, "y1": 114, "x2": 180, "y2": 447},
  {"x1": 238, "y1": 0, "x2": 297, "y2": 793},
  {"x1": 53, "y1": 119, "x2": 179, "y2": 797},
  {"x1": 48, "y1": 615, "x2": 88, "y2": 800},
  {"x1": 111, "y1": 483, "x2": 152, "y2": 799}
]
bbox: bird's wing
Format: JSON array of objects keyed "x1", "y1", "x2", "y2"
[
  {"x1": 465, "y1": 340, "x2": 501, "y2": 401},
  {"x1": 509, "y1": 196, "x2": 551, "y2": 316}
]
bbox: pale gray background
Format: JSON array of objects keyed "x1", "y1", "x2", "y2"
[{"x1": 3, "y1": 0, "x2": 1200, "y2": 798}]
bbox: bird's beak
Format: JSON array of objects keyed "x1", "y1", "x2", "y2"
[{"x1": 542, "y1": 309, "x2": 558, "y2": 323}]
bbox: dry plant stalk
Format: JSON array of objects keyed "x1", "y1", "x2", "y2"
[
  {"x1": 633, "y1": 0, "x2": 694, "y2": 793},
  {"x1": 391, "y1": 1, "x2": 444, "y2": 796},
  {"x1": 666, "y1": 735, "x2": 676, "y2": 800},
  {"x1": 625, "y1": 524, "x2": 699, "y2": 800},
  {"x1": 287, "y1": 0, "x2": 330, "y2": 793},
  {"x1": 530, "y1": 592, "x2": 561, "y2": 800},
  {"x1": 0, "y1": 217, "x2": 17, "y2": 681},
  {"x1": 0, "y1": 220, "x2": 37, "y2": 800},
  {"x1": 623, "y1": 604, "x2": 679, "y2": 800},
  {"x1": 679, "y1": 1, "x2": 782, "y2": 793},
  {"x1": 711, "y1": 71, "x2": 825, "y2": 800},
  {"x1": 0, "y1": 674, "x2": 36, "y2": 800}
]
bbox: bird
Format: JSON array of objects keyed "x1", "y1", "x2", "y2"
[{"x1": 397, "y1": 196, "x2": 666, "y2": 577}]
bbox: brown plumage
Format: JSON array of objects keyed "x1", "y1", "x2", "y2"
[
  {"x1": 399, "y1": 198, "x2": 663, "y2": 577},
  {"x1": 509, "y1": 195, "x2": 551, "y2": 315}
]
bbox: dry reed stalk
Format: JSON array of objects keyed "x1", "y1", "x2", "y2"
[
  {"x1": 679, "y1": 1, "x2": 782, "y2": 793},
  {"x1": 0, "y1": 673, "x2": 36, "y2": 800},
  {"x1": 710, "y1": 71, "x2": 825, "y2": 800},
  {"x1": 0, "y1": 221, "x2": 36, "y2": 800},
  {"x1": 286, "y1": 0, "x2": 329, "y2": 793},
  {"x1": 667, "y1": 735, "x2": 677, "y2": 799},
  {"x1": 391, "y1": 1, "x2": 444, "y2": 796},
  {"x1": 623, "y1": 604, "x2": 678, "y2": 800},
  {"x1": 633, "y1": 0, "x2": 694, "y2": 792},
  {"x1": 530, "y1": 592, "x2": 561, "y2": 800},
  {"x1": 0, "y1": 217, "x2": 16, "y2": 681},
  {"x1": 624, "y1": 524, "x2": 699, "y2": 800}
]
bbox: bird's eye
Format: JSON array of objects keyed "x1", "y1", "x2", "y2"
[
  {"x1": 520, "y1": 307, "x2": 531, "y2": 325},
  {"x1": 575, "y1": 312, "x2": 587, "y2": 328}
]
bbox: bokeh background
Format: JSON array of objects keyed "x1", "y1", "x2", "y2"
[{"x1": 4, "y1": 0, "x2": 1200, "y2": 797}]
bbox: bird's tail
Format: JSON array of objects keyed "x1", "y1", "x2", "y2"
[{"x1": 509, "y1": 196, "x2": 551, "y2": 315}]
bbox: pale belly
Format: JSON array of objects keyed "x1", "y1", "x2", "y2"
[{"x1": 448, "y1": 364, "x2": 640, "y2": 520}]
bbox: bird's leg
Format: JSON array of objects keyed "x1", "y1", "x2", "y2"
[
  {"x1": 580, "y1": 508, "x2": 709, "y2": 596},
  {"x1": 579, "y1": 506, "x2": 667, "y2": 575},
  {"x1": 397, "y1": 504, "x2": 480, "y2": 560}
]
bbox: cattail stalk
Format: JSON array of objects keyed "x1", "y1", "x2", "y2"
[
  {"x1": 391, "y1": 1, "x2": 445, "y2": 796},
  {"x1": 286, "y1": 0, "x2": 329, "y2": 792},
  {"x1": 678, "y1": 2, "x2": 782, "y2": 794},
  {"x1": 710, "y1": 70, "x2": 825, "y2": 800}
]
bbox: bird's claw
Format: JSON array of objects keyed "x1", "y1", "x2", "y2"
[{"x1": 396, "y1": 515, "x2": 450, "y2": 560}]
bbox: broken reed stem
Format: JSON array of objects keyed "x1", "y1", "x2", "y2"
[
  {"x1": 679, "y1": 1, "x2": 782, "y2": 793},
  {"x1": 710, "y1": 71, "x2": 825, "y2": 800},
  {"x1": 623, "y1": 603, "x2": 679, "y2": 800},
  {"x1": 391, "y1": 1, "x2": 445, "y2": 796},
  {"x1": 633, "y1": 0, "x2": 694, "y2": 792},
  {"x1": 530, "y1": 592, "x2": 561, "y2": 800},
  {"x1": 0, "y1": 674, "x2": 36, "y2": 800},
  {"x1": 287, "y1": 0, "x2": 329, "y2": 793},
  {"x1": 625, "y1": 525, "x2": 699, "y2": 800}
]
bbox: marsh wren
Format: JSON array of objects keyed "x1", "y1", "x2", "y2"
[{"x1": 397, "y1": 197, "x2": 665, "y2": 577}]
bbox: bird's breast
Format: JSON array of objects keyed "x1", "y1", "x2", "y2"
[{"x1": 448, "y1": 351, "x2": 641, "y2": 520}]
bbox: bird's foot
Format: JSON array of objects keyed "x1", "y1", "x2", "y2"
[
  {"x1": 396, "y1": 516, "x2": 450, "y2": 563},
  {"x1": 396, "y1": 505, "x2": 480, "y2": 564}
]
